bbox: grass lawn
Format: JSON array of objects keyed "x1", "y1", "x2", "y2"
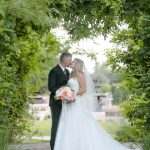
[
  {"x1": 25, "y1": 119, "x2": 121, "y2": 138},
  {"x1": 98, "y1": 120, "x2": 122, "y2": 139},
  {"x1": 22, "y1": 119, "x2": 131, "y2": 144},
  {"x1": 25, "y1": 119, "x2": 52, "y2": 136}
]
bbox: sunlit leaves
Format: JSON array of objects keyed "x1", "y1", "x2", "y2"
[
  {"x1": 0, "y1": 0, "x2": 63, "y2": 143},
  {"x1": 105, "y1": 4, "x2": 150, "y2": 147}
]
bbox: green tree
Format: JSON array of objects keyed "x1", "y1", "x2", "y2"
[
  {"x1": 106, "y1": 15, "x2": 150, "y2": 149},
  {"x1": 101, "y1": 83, "x2": 111, "y2": 93},
  {"x1": 0, "y1": 0, "x2": 64, "y2": 146},
  {"x1": 0, "y1": 0, "x2": 149, "y2": 149},
  {"x1": 93, "y1": 63, "x2": 129, "y2": 103}
]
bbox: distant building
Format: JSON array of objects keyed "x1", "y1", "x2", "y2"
[{"x1": 29, "y1": 95, "x2": 50, "y2": 121}]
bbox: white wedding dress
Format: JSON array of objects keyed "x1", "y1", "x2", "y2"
[{"x1": 54, "y1": 78, "x2": 132, "y2": 150}]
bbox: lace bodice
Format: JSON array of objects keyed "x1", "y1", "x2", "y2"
[{"x1": 67, "y1": 78, "x2": 79, "y2": 92}]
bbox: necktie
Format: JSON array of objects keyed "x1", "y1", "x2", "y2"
[{"x1": 64, "y1": 68, "x2": 67, "y2": 75}]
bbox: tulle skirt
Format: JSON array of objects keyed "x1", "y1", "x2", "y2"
[{"x1": 54, "y1": 96, "x2": 131, "y2": 150}]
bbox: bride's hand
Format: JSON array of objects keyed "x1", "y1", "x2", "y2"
[{"x1": 76, "y1": 91, "x2": 82, "y2": 96}]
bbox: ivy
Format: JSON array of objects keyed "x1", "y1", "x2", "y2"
[{"x1": 0, "y1": 0, "x2": 63, "y2": 144}]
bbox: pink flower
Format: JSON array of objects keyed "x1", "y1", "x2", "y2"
[{"x1": 55, "y1": 87, "x2": 75, "y2": 102}]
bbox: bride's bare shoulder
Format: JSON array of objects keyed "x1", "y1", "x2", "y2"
[
  {"x1": 76, "y1": 72, "x2": 84, "y2": 78},
  {"x1": 76, "y1": 72, "x2": 85, "y2": 83},
  {"x1": 76, "y1": 72, "x2": 86, "y2": 93}
]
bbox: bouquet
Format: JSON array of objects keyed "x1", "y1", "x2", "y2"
[{"x1": 55, "y1": 86, "x2": 75, "y2": 102}]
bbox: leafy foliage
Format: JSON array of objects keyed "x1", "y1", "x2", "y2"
[
  {"x1": 0, "y1": 0, "x2": 63, "y2": 145},
  {"x1": 0, "y1": 0, "x2": 149, "y2": 149},
  {"x1": 106, "y1": 12, "x2": 150, "y2": 150},
  {"x1": 93, "y1": 63, "x2": 129, "y2": 103},
  {"x1": 54, "y1": 0, "x2": 123, "y2": 40}
]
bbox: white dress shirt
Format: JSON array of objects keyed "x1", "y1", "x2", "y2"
[{"x1": 59, "y1": 64, "x2": 66, "y2": 72}]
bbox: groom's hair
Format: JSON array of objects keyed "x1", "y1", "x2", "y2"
[{"x1": 60, "y1": 52, "x2": 72, "y2": 62}]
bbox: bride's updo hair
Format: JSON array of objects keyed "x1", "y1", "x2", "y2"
[{"x1": 71, "y1": 58, "x2": 84, "y2": 77}]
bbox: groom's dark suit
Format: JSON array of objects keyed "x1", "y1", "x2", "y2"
[{"x1": 48, "y1": 64, "x2": 70, "y2": 150}]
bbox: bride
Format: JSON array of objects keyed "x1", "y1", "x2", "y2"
[{"x1": 54, "y1": 58, "x2": 133, "y2": 150}]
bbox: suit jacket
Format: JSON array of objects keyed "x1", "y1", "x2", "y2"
[{"x1": 48, "y1": 64, "x2": 70, "y2": 106}]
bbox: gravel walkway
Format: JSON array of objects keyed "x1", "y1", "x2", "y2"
[
  {"x1": 9, "y1": 142, "x2": 50, "y2": 150},
  {"x1": 9, "y1": 142, "x2": 142, "y2": 150}
]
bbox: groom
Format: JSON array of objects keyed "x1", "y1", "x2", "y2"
[{"x1": 48, "y1": 52, "x2": 72, "y2": 150}]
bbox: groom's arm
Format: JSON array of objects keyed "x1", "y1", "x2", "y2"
[{"x1": 48, "y1": 69, "x2": 58, "y2": 94}]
